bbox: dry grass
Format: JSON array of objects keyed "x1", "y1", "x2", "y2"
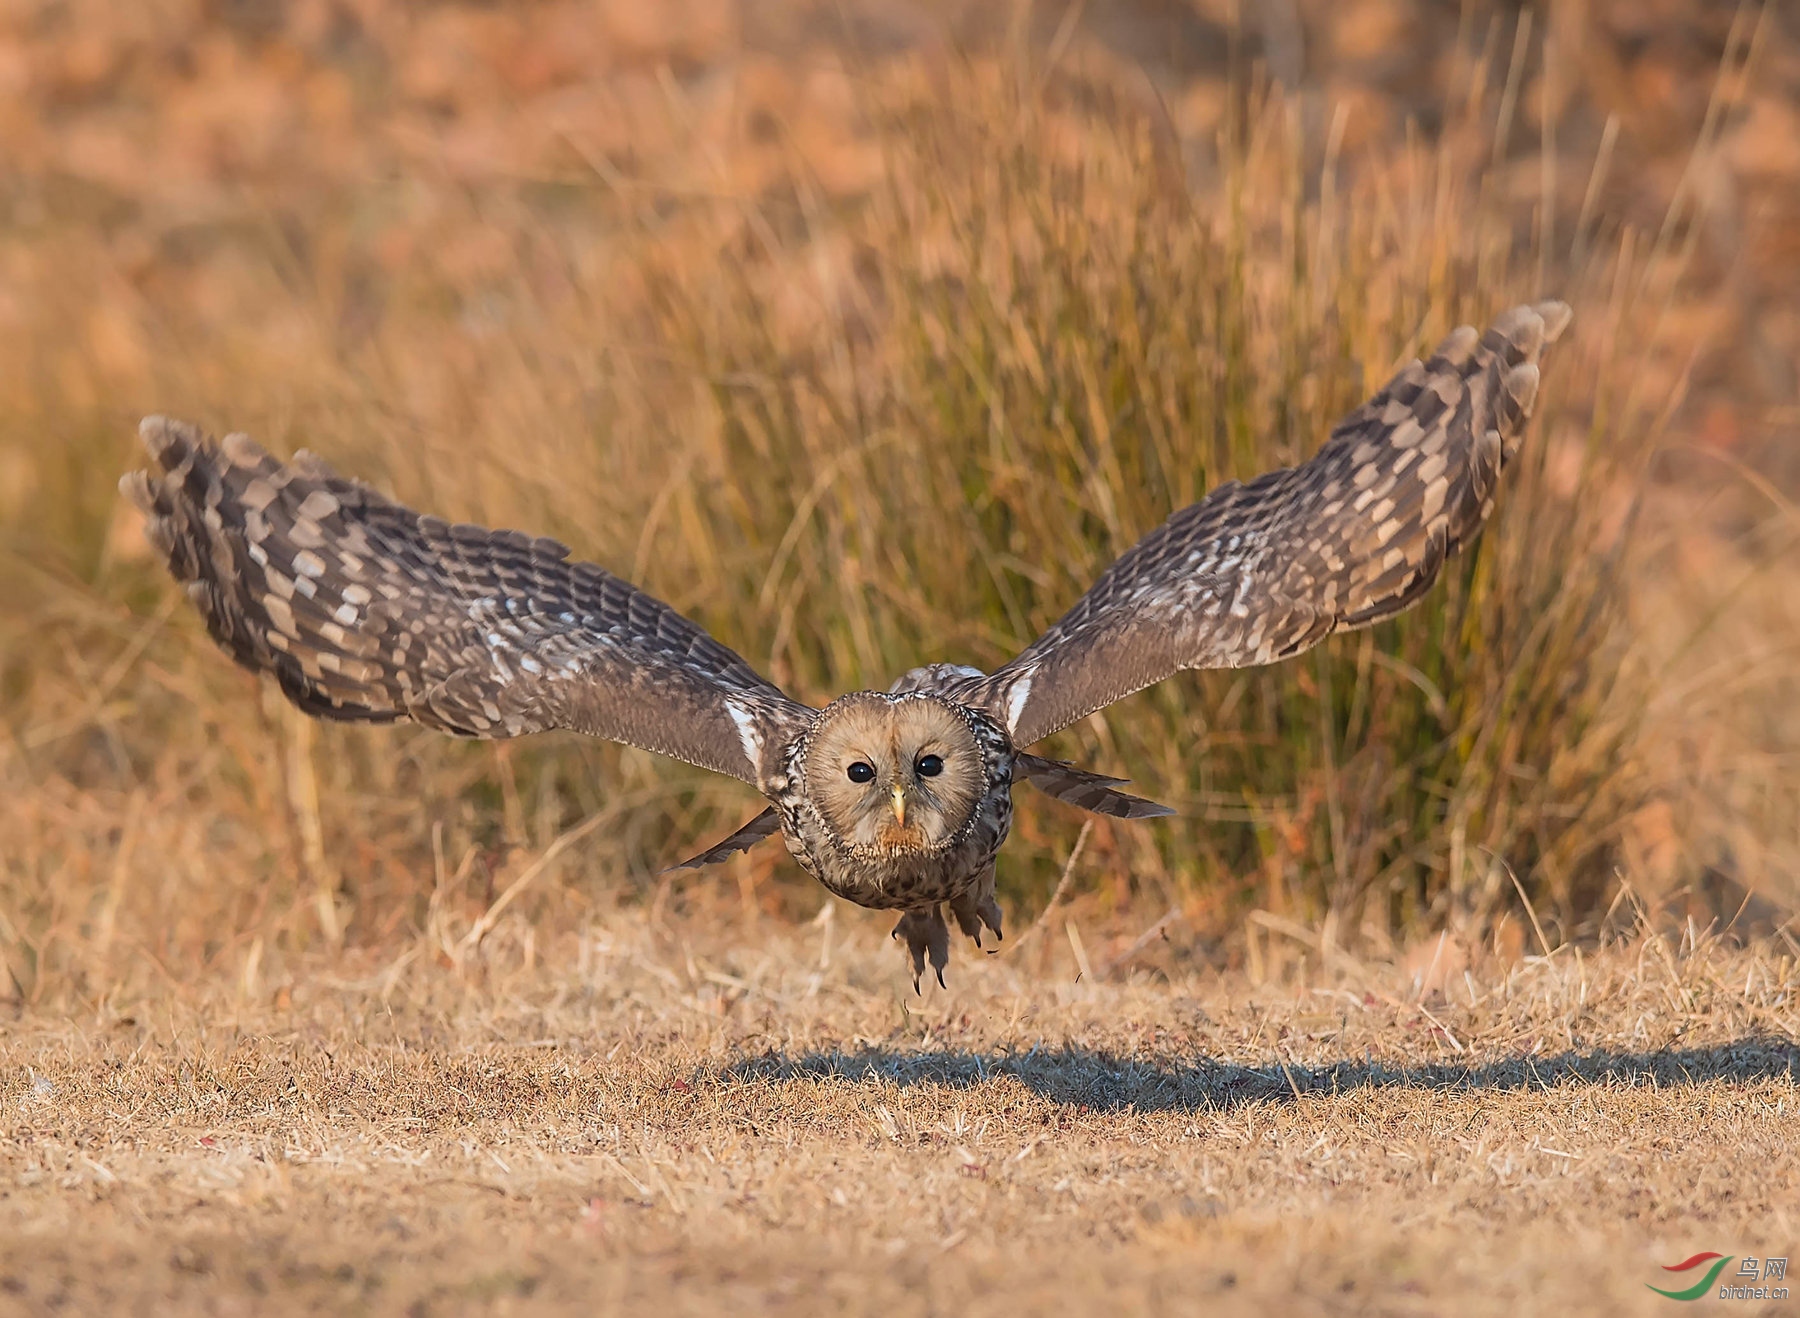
[
  {"x1": 1, "y1": 5, "x2": 1798, "y2": 1312},
  {"x1": 2, "y1": 919, "x2": 1796, "y2": 1315},
  {"x1": 1, "y1": 4, "x2": 1795, "y2": 1008}
]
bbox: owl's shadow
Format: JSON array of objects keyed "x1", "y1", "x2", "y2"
[{"x1": 718, "y1": 1038, "x2": 1797, "y2": 1113}]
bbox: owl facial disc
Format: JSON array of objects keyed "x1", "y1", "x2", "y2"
[{"x1": 805, "y1": 695, "x2": 985, "y2": 855}]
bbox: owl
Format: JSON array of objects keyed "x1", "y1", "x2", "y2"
[{"x1": 123, "y1": 301, "x2": 1569, "y2": 988}]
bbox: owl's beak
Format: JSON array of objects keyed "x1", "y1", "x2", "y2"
[{"x1": 890, "y1": 785, "x2": 908, "y2": 827}]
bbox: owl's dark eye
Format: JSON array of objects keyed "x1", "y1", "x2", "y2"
[
  {"x1": 916, "y1": 754, "x2": 944, "y2": 778},
  {"x1": 846, "y1": 761, "x2": 876, "y2": 784}
]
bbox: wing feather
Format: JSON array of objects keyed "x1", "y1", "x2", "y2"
[
  {"x1": 122, "y1": 417, "x2": 809, "y2": 785},
  {"x1": 959, "y1": 300, "x2": 1571, "y2": 747},
  {"x1": 663, "y1": 807, "x2": 783, "y2": 871},
  {"x1": 1012, "y1": 753, "x2": 1175, "y2": 819}
]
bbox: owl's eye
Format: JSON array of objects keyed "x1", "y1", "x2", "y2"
[
  {"x1": 916, "y1": 754, "x2": 944, "y2": 777},
  {"x1": 846, "y1": 761, "x2": 876, "y2": 784}
]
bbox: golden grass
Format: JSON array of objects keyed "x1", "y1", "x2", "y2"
[
  {"x1": 2, "y1": 10, "x2": 1792, "y2": 1009},
  {"x1": 2, "y1": 919, "x2": 1795, "y2": 1315}
]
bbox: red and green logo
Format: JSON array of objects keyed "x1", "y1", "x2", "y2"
[{"x1": 1649, "y1": 1254, "x2": 1733, "y2": 1301}]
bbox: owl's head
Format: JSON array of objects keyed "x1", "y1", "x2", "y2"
[{"x1": 806, "y1": 694, "x2": 987, "y2": 854}]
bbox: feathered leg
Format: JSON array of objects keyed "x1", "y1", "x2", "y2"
[
  {"x1": 891, "y1": 907, "x2": 951, "y2": 992},
  {"x1": 948, "y1": 865, "x2": 1003, "y2": 950}
]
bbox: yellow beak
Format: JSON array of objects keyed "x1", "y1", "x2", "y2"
[{"x1": 890, "y1": 785, "x2": 907, "y2": 827}]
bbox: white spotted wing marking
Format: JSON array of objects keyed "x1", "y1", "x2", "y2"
[
  {"x1": 1002, "y1": 672, "x2": 1034, "y2": 736},
  {"x1": 725, "y1": 697, "x2": 765, "y2": 766}
]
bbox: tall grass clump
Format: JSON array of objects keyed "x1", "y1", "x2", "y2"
[
  {"x1": 0, "y1": 29, "x2": 1766, "y2": 999},
  {"x1": 648, "y1": 65, "x2": 1700, "y2": 948}
]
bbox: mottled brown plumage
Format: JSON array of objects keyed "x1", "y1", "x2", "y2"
[
  {"x1": 934, "y1": 301, "x2": 1574, "y2": 746},
  {"x1": 121, "y1": 420, "x2": 810, "y2": 782},
  {"x1": 123, "y1": 300, "x2": 1569, "y2": 988}
]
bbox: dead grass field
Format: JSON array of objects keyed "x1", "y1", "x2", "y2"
[{"x1": 2, "y1": 917, "x2": 1796, "y2": 1315}]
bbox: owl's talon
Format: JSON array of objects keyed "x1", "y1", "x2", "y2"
[
  {"x1": 894, "y1": 907, "x2": 951, "y2": 990},
  {"x1": 976, "y1": 894, "x2": 1004, "y2": 944},
  {"x1": 950, "y1": 870, "x2": 1003, "y2": 954},
  {"x1": 894, "y1": 909, "x2": 933, "y2": 990}
]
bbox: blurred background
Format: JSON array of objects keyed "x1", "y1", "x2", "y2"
[{"x1": 0, "y1": 0, "x2": 1795, "y2": 1002}]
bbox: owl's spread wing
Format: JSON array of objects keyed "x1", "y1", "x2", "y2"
[
  {"x1": 956, "y1": 300, "x2": 1571, "y2": 748},
  {"x1": 123, "y1": 417, "x2": 811, "y2": 785}
]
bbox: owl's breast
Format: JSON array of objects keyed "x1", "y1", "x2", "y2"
[{"x1": 794, "y1": 784, "x2": 1012, "y2": 912}]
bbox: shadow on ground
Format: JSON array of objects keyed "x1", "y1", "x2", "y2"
[{"x1": 719, "y1": 1038, "x2": 1799, "y2": 1112}]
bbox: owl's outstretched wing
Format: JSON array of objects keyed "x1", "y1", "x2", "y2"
[
  {"x1": 123, "y1": 417, "x2": 811, "y2": 785},
  {"x1": 955, "y1": 300, "x2": 1571, "y2": 748}
]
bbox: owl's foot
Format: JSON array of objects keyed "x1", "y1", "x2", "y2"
[
  {"x1": 892, "y1": 907, "x2": 950, "y2": 993},
  {"x1": 948, "y1": 888, "x2": 1004, "y2": 951}
]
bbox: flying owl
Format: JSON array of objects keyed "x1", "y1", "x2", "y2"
[{"x1": 123, "y1": 300, "x2": 1569, "y2": 988}]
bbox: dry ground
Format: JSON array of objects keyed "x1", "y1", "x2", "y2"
[{"x1": 2, "y1": 914, "x2": 1795, "y2": 1316}]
